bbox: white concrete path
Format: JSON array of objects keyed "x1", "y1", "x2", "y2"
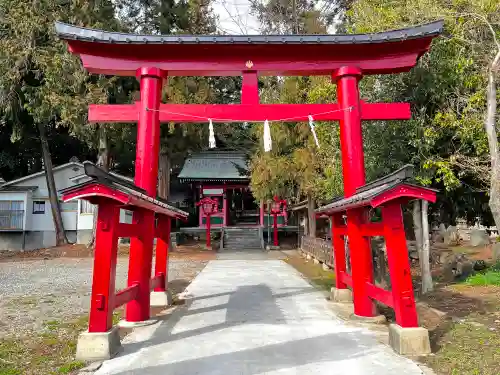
[{"x1": 96, "y1": 259, "x2": 425, "y2": 375}]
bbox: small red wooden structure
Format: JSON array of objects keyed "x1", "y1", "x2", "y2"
[
  {"x1": 317, "y1": 165, "x2": 437, "y2": 326},
  {"x1": 54, "y1": 19, "x2": 443, "y2": 356},
  {"x1": 196, "y1": 196, "x2": 219, "y2": 248},
  {"x1": 60, "y1": 163, "x2": 188, "y2": 333},
  {"x1": 270, "y1": 196, "x2": 287, "y2": 246}
]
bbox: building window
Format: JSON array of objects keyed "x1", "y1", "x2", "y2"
[
  {"x1": 60, "y1": 201, "x2": 78, "y2": 212},
  {"x1": 0, "y1": 200, "x2": 24, "y2": 230},
  {"x1": 33, "y1": 201, "x2": 45, "y2": 214},
  {"x1": 0, "y1": 200, "x2": 24, "y2": 211},
  {"x1": 79, "y1": 200, "x2": 95, "y2": 214}
]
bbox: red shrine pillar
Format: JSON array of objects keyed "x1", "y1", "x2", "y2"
[
  {"x1": 333, "y1": 67, "x2": 375, "y2": 317},
  {"x1": 382, "y1": 203, "x2": 419, "y2": 327},
  {"x1": 126, "y1": 67, "x2": 164, "y2": 323},
  {"x1": 154, "y1": 217, "x2": 171, "y2": 294},
  {"x1": 331, "y1": 215, "x2": 347, "y2": 290},
  {"x1": 88, "y1": 203, "x2": 120, "y2": 332}
]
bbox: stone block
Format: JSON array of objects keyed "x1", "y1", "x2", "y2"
[
  {"x1": 330, "y1": 287, "x2": 353, "y2": 303},
  {"x1": 322, "y1": 263, "x2": 330, "y2": 271},
  {"x1": 351, "y1": 313, "x2": 387, "y2": 324},
  {"x1": 469, "y1": 229, "x2": 490, "y2": 247},
  {"x1": 79, "y1": 361, "x2": 103, "y2": 373},
  {"x1": 493, "y1": 243, "x2": 500, "y2": 262},
  {"x1": 313, "y1": 258, "x2": 320, "y2": 265},
  {"x1": 432, "y1": 223, "x2": 446, "y2": 243},
  {"x1": 306, "y1": 253, "x2": 312, "y2": 260},
  {"x1": 388, "y1": 324, "x2": 431, "y2": 355},
  {"x1": 76, "y1": 327, "x2": 122, "y2": 362},
  {"x1": 329, "y1": 301, "x2": 354, "y2": 319},
  {"x1": 266, "y1": 245, "x2": 280, "y2": 250},
  {"x1": 444, "y1": 226, "x2": 459, "y2": 246},
  {"x1": 118, "y1": 319, "x2": 158, "y2": 329},
  {"x1": 150, "y1": 290, "x2": 173, "y2": 307}
]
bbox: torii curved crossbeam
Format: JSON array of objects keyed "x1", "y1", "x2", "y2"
[{"x1": 55, "y1": 20, "x2": 443, "y2": 76}]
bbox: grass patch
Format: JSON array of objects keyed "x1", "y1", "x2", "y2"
[
  {"x1": 423, "y1": 315, "x2": 500, "y2": 375},
  {"x1": 284, "y1": 254, "x2": 335, "y2": 291},
  {"x1": 0, "y1": 315, "x2": 89, "y2": 375},
  {"x1": 465, "y1": 271, "x2": 500, "y2": 286},
  {"x1": 465, "y1": 262, "x2": 500, "y2": 286},
  {"x1": 57, "y1": 360, "x2": 86, "y2": 374}
]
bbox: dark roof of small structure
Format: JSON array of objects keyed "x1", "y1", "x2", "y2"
[
  {"x1": 0, "y1": 186, "x2": 37, "y2": 192},
  {"x1": 60, "y1": 162, "x2": 188, "y2": 218},
  {"x1": 178, "y1": 151, "x2": 249, "y2": 182},
  {"x1": 316, "y1": 165, "x2": 438, "y2": 214},
  {"x1": 55, "y1": 21, "x2": 443, "y2": 46}
]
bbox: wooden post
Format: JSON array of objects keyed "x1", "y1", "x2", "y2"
[
  {"x1": 273, "y1": 213, "x2": 279, "y2": 246},
  {"x1": 382, "y1": 202, "x2": 418, "y2": 327},
  {"x1": 88, "y1": 202, "x2": 120, "y2": 332},
  {"x1": 331, "y1": 214, "x2": 347, "y2": 289},
  {"x1": 206, "y1": 214, "x2": 211, "y2": 249},
  {"x1": 223, "y1": 189, "x2": 227, "y2": 226},
  {"x1": 154, "y1": 217, "x2": 171, "y2": 292},
  {"x1": 347, "y1": 207, "x2": 375, "y2": 317}
]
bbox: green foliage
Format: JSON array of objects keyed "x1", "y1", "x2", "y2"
[
  {"x1": 0, "y1": 0, "x2": 120, "y2": 129},
  {"x1": 249, "y1": 72, "x2": 344, "y2": 203},
  {"x1": 345, "y1": 0, "x2": 500, "y2": 226}
]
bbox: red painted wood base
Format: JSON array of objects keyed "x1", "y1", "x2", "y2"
[
  {"x1": 331, "y1": 215, "x2": 348, "y2": 290},
  {"x1": 347, "y1": 208, "x2": 375, "y2": 317},
  {"x1": 382, "y1": 203, "x2": 419, "y2": 327},
  {"x1": 125, "y1": 209, "x2": 155, "y2": 322},
  {"x1": 88, "y1": 203, "x2": 120, "y2": 333},
  {"x1": 154, "y1": 217, "x2": 171, "y2": 292}
]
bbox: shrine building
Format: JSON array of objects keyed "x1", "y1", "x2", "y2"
[{"x1": 178, "y1": 150, "x2": 287, "y2": 229}]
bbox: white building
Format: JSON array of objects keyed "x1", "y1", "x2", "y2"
[{"x1": 0, "y1": 161, "x2": 132, "y2": 251}]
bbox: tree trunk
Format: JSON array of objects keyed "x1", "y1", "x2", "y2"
[
  {"x1": 413, "y1": 199, "x2": 423, "y2": 254},
  {"x1": 158, "y1": 153, "x2": 170, "y2": 200},
  {"x1": 87, "y1": 127, "x2": 110, "y2": 248},
  {"x1": 307, "y1": 194, "x2": 316, "y2": 238},
  {"x1": 421, "y1": 200, "x2": 433, "y2": 293},
  {"x1": 38, "y1": 122, "x2": 68, "y2": 246},
  {"x1": 485, "y1": 52, "x2": 500, "y2": 231},
  {"x1": 303, "y1": 212, "x2": 309, "y2": 236}
]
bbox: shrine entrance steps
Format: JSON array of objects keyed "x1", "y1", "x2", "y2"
[
  {"x1": 94, "y1": 259, "x2": 425, "y2": 375},
  {"x1": 221, "y1": 227, "x2": 263, "y2": 251}
]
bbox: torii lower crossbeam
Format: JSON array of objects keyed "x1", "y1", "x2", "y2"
[{"x1": 89, "y1": 102, "x2": 410, "y2": 123}]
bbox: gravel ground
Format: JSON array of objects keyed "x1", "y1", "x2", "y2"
[{"x1": 0, "y1": 257, "x2": 208, "y2": 338}]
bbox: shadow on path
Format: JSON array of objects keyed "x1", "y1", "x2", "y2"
[
  {"x1": 121, "y1": 284, "x2": 318, "y2": 354},
  {"x1": 112, "y1": 331, "x2": 379, "y2": 375}
]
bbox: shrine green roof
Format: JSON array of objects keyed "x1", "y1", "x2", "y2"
[{"x1": 178, "y1": 151, "x2": 249, "y2": 182}]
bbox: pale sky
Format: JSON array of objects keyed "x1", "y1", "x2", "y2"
[
  {"x1": 212, "y1": 0, "x2": 261, "y2": 34},
  {"x1": 212, "y1": 0, "x2": 339, "y2": 35}
]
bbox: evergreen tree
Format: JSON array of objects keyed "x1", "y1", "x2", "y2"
[{"x1": 0, "y1": 0, "x2": 121, "y2": 245}]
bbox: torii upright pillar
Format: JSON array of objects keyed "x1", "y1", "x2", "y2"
[
  {"x1": 125, "y1": 67, "x2": 164, "y2": 323},
  {"x1": 331, "y1": 66, "x2": 375, "y2": 317}
]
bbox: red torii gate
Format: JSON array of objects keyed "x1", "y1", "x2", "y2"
[{"x1": 55, "y1": 20, "x2": 443, "y2": 360}]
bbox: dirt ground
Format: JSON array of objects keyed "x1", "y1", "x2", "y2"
[
  {"x1": 285, "y1": 244, "x2": 500, "y2": 375},
  {"x1": 0, "y1": 242, "x2": 217, "y2": 262},
  {"x1": 0, "y1": 243, "x2": 214, "y2": 375}
]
